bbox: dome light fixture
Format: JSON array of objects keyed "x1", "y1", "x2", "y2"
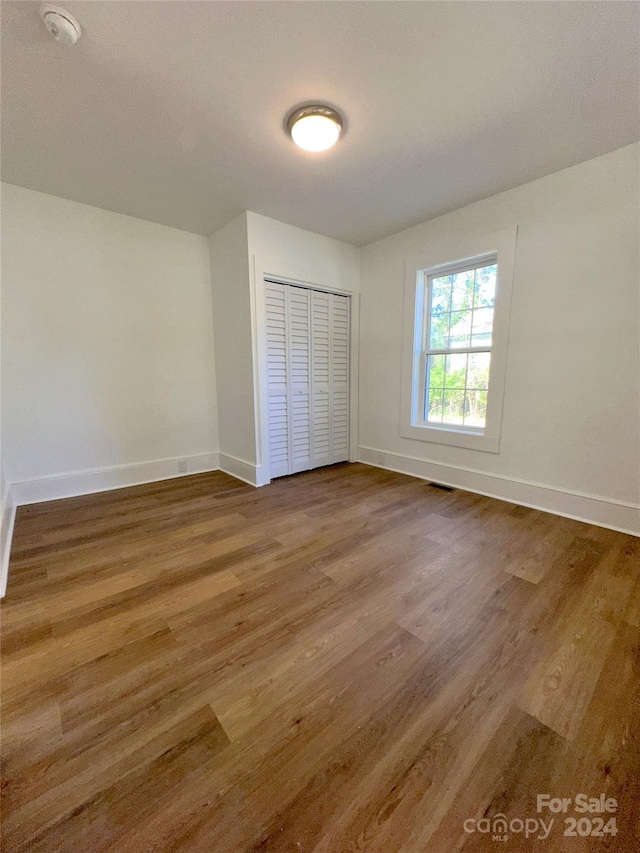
[
  {"x1": 40, "y1": 4, "x2": 82, "y2": 45},
  {"x1": 286, "y1": 105, "x2": 343, "y2": 152}
]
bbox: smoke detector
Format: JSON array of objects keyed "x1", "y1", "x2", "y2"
[{"x1": 40, "y1": 4, "x2": 81, "y2": 46}]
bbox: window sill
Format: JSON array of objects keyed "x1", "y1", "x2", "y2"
[{"x1": 400, "y1": 421, "x2": 501, "y2": 453}]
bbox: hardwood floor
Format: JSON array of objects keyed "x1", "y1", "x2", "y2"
[{"x1": 1, "y1": 463, "x2": 639, "y2": 853}]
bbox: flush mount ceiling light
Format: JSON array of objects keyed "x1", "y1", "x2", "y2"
[
  {"x1": 286, "y1": 105, "x2": 343, "y2": 152},
  {"x1": 40, "y1": 4, "x2": 82, "y2": 45}
]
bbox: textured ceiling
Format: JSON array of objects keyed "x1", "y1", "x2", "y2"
[{"x1": 2, "y1": 1, "x2": 639, "y2": 245}]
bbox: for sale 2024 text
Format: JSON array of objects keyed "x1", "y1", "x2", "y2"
[{"x1": 462, "y1": 794, "x2": 619, "y2": 842}]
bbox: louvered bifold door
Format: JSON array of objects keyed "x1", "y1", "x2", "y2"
[
  {"x1": 310, "y1": 291, "x2": 332, "y2": 468},
  {"x1": 266, "y1": 281, "x2": 349, "y2": 478},
  {"x1": 330, "y1": 293, "x2": 350, "y2": 463},
  {"x1": 287, "y1": 287, "x2": 312, "y2": 474},
  {"x1": 265, "y1": 282, "x2": 290, "y2": 478}
]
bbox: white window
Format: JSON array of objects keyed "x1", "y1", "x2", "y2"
[
  {"x1": 421, "y1": 258, "x2": 496, "y2": 430},
  {"x1": 401, "y1": 228, "x2": 517, "y2": 453}
]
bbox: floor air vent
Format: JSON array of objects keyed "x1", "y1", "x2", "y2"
[{"x1": 428, "y1": 482, "x2": 455, "y2": 492}]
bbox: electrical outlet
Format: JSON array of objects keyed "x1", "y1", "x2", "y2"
[
  {"x1": 377, "y1": 452, "x2": 386, "y2": 466},
  {"x1": 178, "y1": 460, "x2": 188, "y2": 473}
]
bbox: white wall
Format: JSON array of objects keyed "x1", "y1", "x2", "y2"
[
  {"x1": 1, "y1": 183, "x2": 219, "y2": 503},
  {"x1": 209, "y1": 213, "x2": 257, "y2": 478},
  {"x1": 247, "y1": 212, "x2": 361, "y2": 296},
  {"x1": 359, "y1": 144, "x2": 640, "y2": 534}
]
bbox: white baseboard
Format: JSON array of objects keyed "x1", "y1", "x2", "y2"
[
  {"x1": 1, "y1": 485, "x2": 17, "y2": 598},
  {"x1": 10, "y1": 453, "x2": 221, "y2": 507},
  {"x1": 358, "y1": 446, "x2": 640, "y2": 537},
  {"x1": 218, "y1": 453, "x2": 260, "y2": 487},
  {"x1": 254, "y1": 463, "x2": 271, "y2": 488}
]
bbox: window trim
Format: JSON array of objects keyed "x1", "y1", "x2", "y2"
[{"x1": 400, "y1": 227, "x2": 517, "y2": 453}]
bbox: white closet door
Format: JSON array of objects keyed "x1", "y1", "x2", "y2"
[
  {"x1": 287, "y1": 287, "x2": 312, "y2": 473},
  {"x1": 310, "y1": 290, "x2": 332, "y2": 468},
  {"x1": 330, "y1": 293, "x2": 350, "y2": 463},
  {"x1": 265, "y1": 282, "x2": 290, "y2": 478},
  {"x1": 266, "y1": 281, "x2": 350, "y2": 478}
]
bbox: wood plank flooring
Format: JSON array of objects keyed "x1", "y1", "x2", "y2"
[{"x1": 1, "y1": 463, "x2": 639, "y2": 853}]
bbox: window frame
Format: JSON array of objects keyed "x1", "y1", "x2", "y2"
[{"x1": 400, "y1": 227, "x2": 517, "y2": 453}]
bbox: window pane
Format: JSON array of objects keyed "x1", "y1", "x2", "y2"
[
  {"x1": 421, "y1": 261, "x2": 497, "y2": 434},
  {"x1": 467, "y1": 351, "x2": 490, "y2": 390},
  {"x1": 443, "y1": 389, "x2": 465, "y2": 425},
  {"x1": 448, "y1": 310, "x2": 472, "y2": 347},
  {"x1": 431, "y1": 275, "x2": 452, "y2": 314},
  {"x1": 471, "y1": 307, "x2": 493, "y2": 346},
  {"x1": 463, "y1": 389, "x2": 487, "y2": 428},
  {"x1": 427, "y1": 353, "x2": 445, "y2": 387},
  {"x1": 474, "y1": 265, "x2": 496, "y2": 308},
  {"x1": 444, "y1": 353, "x2": 467, "y2": 388},
  {"x1": 451, "y1": 269, "x2": 475, "y2": 311},
  {"x1": 429, "y1": 313, "x2": 449, "y2": 349},
  {"x1": 426, "y1": 388, "x2": 444, "y2": 423}
]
